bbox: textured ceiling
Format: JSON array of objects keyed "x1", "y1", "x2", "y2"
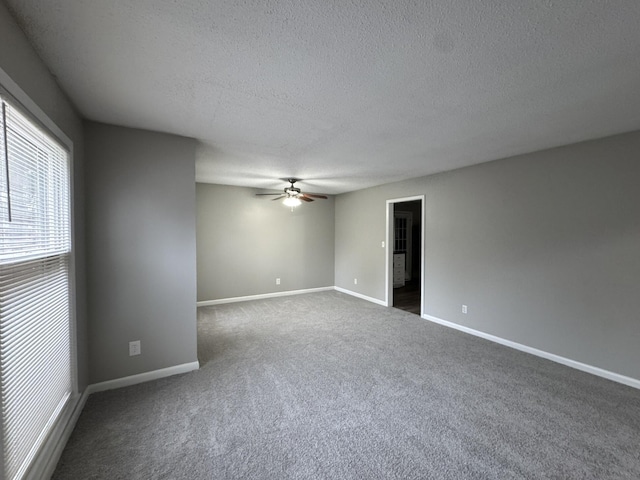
[{"x1": 5, "y1": 0, "x2": 640, "y2": 194}]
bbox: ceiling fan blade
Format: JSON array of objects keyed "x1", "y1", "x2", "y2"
[
  {"x1": 257, "y1": 180, "x2": 326, "y2": 204},
  {"x1": 303, "y1": 194, "x2": 328, "y2": 199}
]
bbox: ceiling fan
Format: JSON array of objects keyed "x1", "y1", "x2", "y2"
[{"x1": 256, "y1": 178, "x2": 328, "y2": 208}]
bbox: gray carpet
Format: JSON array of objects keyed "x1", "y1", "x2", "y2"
[{"x1": 53, "y1": 291, "x2": 640, "y2": 479}]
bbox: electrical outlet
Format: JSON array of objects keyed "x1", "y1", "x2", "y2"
[
  {"x1": 381, "y1": 241, "x2": 385, "y2": 248},
  {"x1": 276, "y1": 278, "x2": 280, "y2": 285},
  {"x1": 354, "y1": 278, "x2": 358, "y2": 285},
  {"x1": 129, "y1": 340, "x2": 141, "y2": 356},
  {"x1": 462, "y1": 305, "x2": 468, "y2": 314}
]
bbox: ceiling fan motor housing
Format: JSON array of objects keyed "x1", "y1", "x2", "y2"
[
  {"x1": 255, "y1": 178, "x2": 327, "y2": 202},
  {"x1": 285, "y1": 186, "x2": 301, "y2": 196}
]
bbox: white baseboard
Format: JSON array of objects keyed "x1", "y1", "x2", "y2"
[
  {"x1": 422, "y1": 314, "x2": 640, "y2": 390},
  {"x1": 86, "y1": 361, "x2": 200, "y2": 395},
  {"x1": 334, "y1": 286, "x2": 387, "y2": 307},
  {"x1": 30, "y1": 361, "x2": 199, "y2": 478},
  {"x1": 197, "y1": 286, "x2": 334, "y2": 306},
  {"x1": 26, "y1": 390, "x2": 89, "y2": 480},
  {"x1": 198, "y1": 286, "x2": 388, "y2": 308}
]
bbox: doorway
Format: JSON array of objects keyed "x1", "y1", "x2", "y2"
[{"x1": 386, "y1": 196, "x2": 424, "y2": 316}]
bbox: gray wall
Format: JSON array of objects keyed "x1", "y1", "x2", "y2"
[
  {"x1": 85, "y1": 122, "x2": 198, "y2": 383},
  {"x1": 197, "y1": 183, "x2": 335, "y2": 301},
  {"x1": 336, "y1": 131, "x2": 640, "y2": 380},
  {"x1": 335, "y1": 187, "x2": 387, "y2": 297},
  {"x1": 0, "y1": 3, "x2": 88, "y2": 389}
]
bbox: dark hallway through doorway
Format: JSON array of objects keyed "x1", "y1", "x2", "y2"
[
  {"x1": 393, "y1": 280, "x2": 421, "y2": 315},
  {"x1": 392, "y1": 200, "x2": 422, "y2": 315}
]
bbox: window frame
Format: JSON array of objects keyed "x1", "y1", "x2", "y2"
[{"x1": 0, "y1": 71, "x2": 78, "y2": 480}]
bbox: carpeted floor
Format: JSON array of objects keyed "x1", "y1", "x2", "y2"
[{"x1": 53, "y1": 291, "x2": 640, "y2": 479}]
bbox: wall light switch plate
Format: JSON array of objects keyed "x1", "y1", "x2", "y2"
[
  {"x1": 462, "y1": 305, "x2": 468, "y2": 314},
  {"x1": 276, "y1": 278, "x2": 281, "y2": 285},
  {"x1": 381, "y1": 241, "x2": 385, "y2": 248}
]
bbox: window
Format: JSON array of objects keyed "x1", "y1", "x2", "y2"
[
  {"x1": 394, "y1": 215, "x2": 408, "y2": 252},
  {"x1": 0, "y1": 96, "x2": 74, "y2": 480}
]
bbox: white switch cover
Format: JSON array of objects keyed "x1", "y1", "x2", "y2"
[
  {"x1": 129, "y1": 340, "x2": 141, "y2": 356},
  {"x1": 381, "y1": 241, "x2": 385, "y2": 248},
  {"x1": 354, "y1": 278, "x2": 358, "y2": 285},
  {"x1": 276, "y1": 278, "x2": 281, "y2": 285},
  {"x1": 462, "y1": 305, "x2": 468, "y2": 314}
]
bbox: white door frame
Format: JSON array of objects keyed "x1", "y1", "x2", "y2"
[{"x1": 385, "y1": 195, "x2": 425, "y2": 316}]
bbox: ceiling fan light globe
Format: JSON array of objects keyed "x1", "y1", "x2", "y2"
[{"x1": 283, "y1": 197, "x2": 301, "y2": 207}]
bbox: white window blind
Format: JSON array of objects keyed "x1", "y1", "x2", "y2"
[{"x1": 0, "y1": 97, "x2": 73, "y2": 480}]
